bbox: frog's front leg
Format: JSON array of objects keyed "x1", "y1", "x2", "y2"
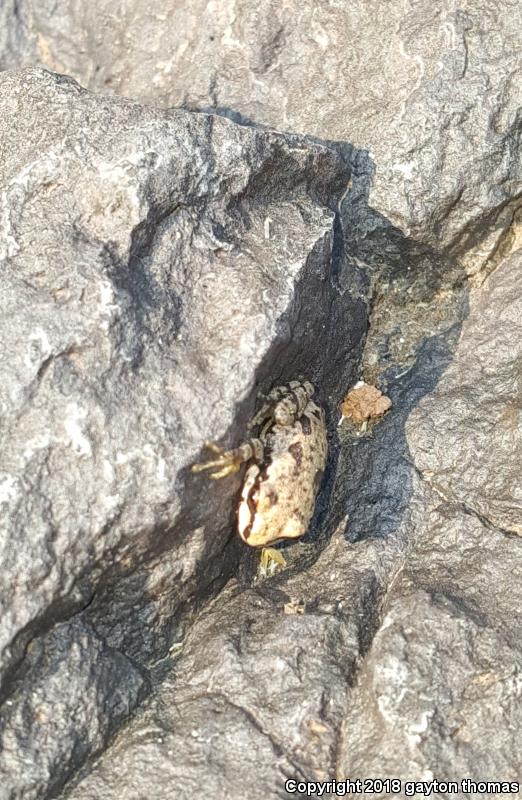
[
  {"x1": 249, "y1": 379, "x2": 315, "y2": 429},
  {"x1": 191, "y1": 438, "x2": 264, "y2": 479}
]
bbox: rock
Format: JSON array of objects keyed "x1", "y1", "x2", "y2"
[
  {"x1": 336, "y1": 251, "x2": 522, "y2": 783},
  {"x1": 0, "y1": 620, "x2": 147, "y2": 800},
  {"x1": 59, "y1": 530, "x2": 391, "y2": 800},
  {"x1": 0, "y1": 67, "x2": 363, "y2": 797},
  {"x1": 0, "y1": 0, "x2": 31, "y2": 71},
  {"x1": 63, "y1": 249, "x2": 522, "y2": 796},
  {"x1": 334, "y1": 323, "x2": 464, "y2": 546},
  {"x1": 1, "y1": 5, "x2": 521, "y2": 796},
  {"x1": 1, "y1": 1, "x2": 521, "y2": 265},
  {"x1": 61, "y1": 693, "x2": 299, "y2": 800},
  {"x1": 338, "y1": 476, "x2": 522, "y2": 784},
  {"x1": 408, "y1": 248, "x2": 522, "y2": 536}
]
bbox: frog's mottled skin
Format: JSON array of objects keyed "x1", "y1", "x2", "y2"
[{"x1": 192, "y1": 380, "x2": 328, "y2": 548}]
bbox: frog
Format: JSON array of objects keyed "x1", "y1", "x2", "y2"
[{"x1": 191, "y1": 380, "x2": 328, "y2": 572}]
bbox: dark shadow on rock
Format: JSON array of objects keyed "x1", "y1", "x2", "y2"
[
  {"x1": 332, "y1": 322, "x2": 466, "y2": 547},
  {"x1": 319, "y1": 141, "x2": 470, "y2": 551}
]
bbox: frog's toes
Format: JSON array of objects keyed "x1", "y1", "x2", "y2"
[
  {"x1": 258, "y1": 547, "x2": 287, "y2": 579},
  {"x1": 191, "y1": 443, "x2": 246, "y2": 480},
  {"x1": 192, "y1": 439, "x2": 263, "y2": 479},
  {"x1": 208, "y1": 463, "x2": 241, "y2": 479},
  {"x1": 191, "y1": 443, "x2": 230, "y2": 475},
  {"x1": 203, "y1": 441, "x2": 223, "y2": 454}
]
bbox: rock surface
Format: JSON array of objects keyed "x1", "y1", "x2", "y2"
[
  {"x1": 58, "y1": 530, "x2": 388, "y2": 800},
  {"x1": 409, "y1": 250, "x2": 522, "y2": 536},
  {"x1": 340, "y1": 479, "x2": 522, "y2": 785},
  {"x1": 2, "y1": 0, "x2": 522, "y2": 267},
  {"x1": 1, "y1": 1, "x2": 522, "y2": 797},
  {"x1": 0, "y1": 619, "x2": 147, "y2": 800},
  {"x1": 0, "y1": 67, "x2": 362, "y2": 798},
  {"x1": 63, "y1": 251, "x2": 522, "y2": 798}
]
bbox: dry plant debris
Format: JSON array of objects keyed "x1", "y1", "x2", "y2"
[{"x1": 340, "y1": 381, "x2": 392, "y2": 425}]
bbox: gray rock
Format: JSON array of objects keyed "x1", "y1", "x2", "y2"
[
  {"x1": 2, "y1": 1, "x2": 521, "y2": 265},
  {"x1": 61, "y1": 531, "x2": 392, "y2": 800},
  {"x1": 0, "y1": 0, "x2": 32, "y2": 72},
  {"x1": 0, "y1": 620, "x2": 147, "y2": 800},
  {"x1": 336, "y1": 251, "x2": 522, "y2": 784},
  {"x1": 61, "y1": 693, "x2": 298, "y2": 800},
  {"x1": 0, "y1": 67, "x2": 363, "y2": 797},
  {"x1": 64, "y1": 249, "x2": 522, "y2": 796},
  {"x1": 408, "y1": 248, "x2": 522, "y2": 537},
  {"x1": 1, "y1": 6, "x2": 521, "y2": 796},
  {"x1": 338, "y1": 476, "x2": 522, "y2": 786}
]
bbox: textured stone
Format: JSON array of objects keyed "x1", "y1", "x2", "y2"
[
  {"x1": 335, "y1": 251, "x2": 522, "y2": 784},
  {"x1": 0, "y1": 67, "x2": 363, "y2": 797},
  {"x1": 408, "y1": 249, "x2": 522, "y2": 536},
  {"x1": 0, "y1": 0, "x2": 32, "y2": 72},
  {"x1": 61, "y1": 531, "x2": 392, "y2": 800},
  {"x1": 338, "y1": 476, "x2": 522, "y2": 785},
  {"x1": 0, "y1": 620, "x2": 147, "y2": 800},
  {"x1": 1, "y1": 5, "x2": 521, "y2": 797},
  {"x1": 61, "y1": 694, "x2": 298, "y2": 800},
  {"x1": 64, "y1": 249, "x2": 522, "y2": 797},
  {"x1": 2, "y1": 0, "x2": 521, "y2": 264}
]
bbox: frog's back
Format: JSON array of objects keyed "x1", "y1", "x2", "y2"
[{"x1": 239, "y1": 399, "x2": 327, "y2": 547}]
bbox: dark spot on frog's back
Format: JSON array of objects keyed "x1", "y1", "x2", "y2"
[
  {"x1": 301, "y1": 415, "x2": 312, "y2": 435},
  {"x1": 288, "y1": 442, "x2": 303, "y2": 467},
  {"x1": 288, "y1": 442, "x2": 303, "y2": 468}
]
